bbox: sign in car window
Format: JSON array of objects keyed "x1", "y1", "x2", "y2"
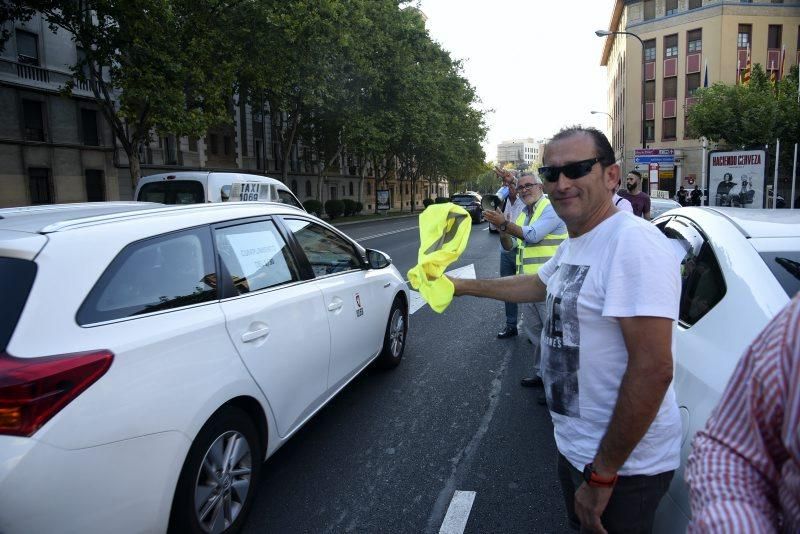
[
  {"x1": 216, "y1": 222, "x2": 298, "y2": 293},
  {"x1": 230, "y1": 182, "x2": 264, "y2": 202}
]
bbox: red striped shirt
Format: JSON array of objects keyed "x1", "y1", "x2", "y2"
[{"x1": 686, "y1": 293, "x2": 800, "y2": 533}]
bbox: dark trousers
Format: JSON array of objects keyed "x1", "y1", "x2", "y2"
[
  {"x1": 557, "y1": 454, "x2": 673, "y2": 534},
  {"x1": 500, "y1": 247, "x2": 517, "y2": 326}
]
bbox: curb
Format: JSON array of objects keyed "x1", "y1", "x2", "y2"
[{"x1": 330, "y1": 212, "x2": 420, "y2": 227}]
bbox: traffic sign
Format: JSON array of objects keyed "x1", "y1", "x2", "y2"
[{"x1": 634, "y1": 155, "x2": 675, "y2": 164}]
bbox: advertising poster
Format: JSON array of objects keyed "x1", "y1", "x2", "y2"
[
  {"x1": 376, "y1": 189, "x2": 390, "y2": 211},
  {"x1": 708, "y1": 150, "x2": 766, "y2": 209}
]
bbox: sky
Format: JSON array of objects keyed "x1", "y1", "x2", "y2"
[{"x1": 418, "y1": 0, "x2": 617, "y2": 162}]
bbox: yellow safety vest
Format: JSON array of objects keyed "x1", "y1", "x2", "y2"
[{"x1": 515, "y1": 197, "x2": 566, "y2": 274}]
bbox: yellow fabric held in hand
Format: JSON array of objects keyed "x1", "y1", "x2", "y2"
[{"x1": 407, "y1": 203, "x2": 472, "y2": 313}]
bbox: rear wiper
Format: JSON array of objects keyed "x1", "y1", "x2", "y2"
[{"x1": 775, "y1": 257, "x2": 800, "y2": 281}]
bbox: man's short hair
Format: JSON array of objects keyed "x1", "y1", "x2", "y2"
[
  {"x1": 628, "y1": 170, "x2": 642, "y2": 180},
  {"x1": 543, "y1": 126, "x2": 615, "y2": 167}
]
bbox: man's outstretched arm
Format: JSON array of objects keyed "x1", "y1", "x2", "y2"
[{"x1": 450, "y1": 273, "x2": 547, "y2": 303}]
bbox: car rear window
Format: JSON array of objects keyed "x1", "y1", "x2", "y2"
[
  {"x1": 759, "y1": 251, "x2": 800, "y2": 298},
  {"x1": 137, "y1": 180, "x2": 205, "y2": 204},
  {"x1": 451, "y1": 195, "x2": 478, "y2": 205},
  {"x1": 0, "y1": 257, "x2": 37, "y2": 352},
  {"x1": 276, "y1": 189, "x2": 304, "y2": 210}
]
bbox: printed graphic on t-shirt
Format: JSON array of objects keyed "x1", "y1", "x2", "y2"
[{"x1": 542, "y1": 263, "x2": 589, "y2": 417}]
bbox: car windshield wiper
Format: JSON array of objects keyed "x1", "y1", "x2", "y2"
[{"x1": 775, "y1": 257, "x2": 800, "y2": 281}]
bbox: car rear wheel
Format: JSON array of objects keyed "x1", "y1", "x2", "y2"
[
  {"x1": 374, "y1": 297, "x2": 407, "y2": 369},
  {"x1": 169, "y1": 406, "x2": 262, "y2": 534}
]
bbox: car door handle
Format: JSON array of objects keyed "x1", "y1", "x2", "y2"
[
  {"x1": 327, "y1": 299, "x2": 343, "y2": 312},
  {"x1": 383, "y1": 283, "x2": 391, "y2": 288},
  {"x1": 241, "y1": 327, "x2": 270, "y2": 343}
]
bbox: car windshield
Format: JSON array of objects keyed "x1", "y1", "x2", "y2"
[
  {"x1": 759, "y1": 251, "x2": 800, "y2": 297},
  {"x1": 0, "y1": 257, "x2": 37, "y2": 352},
  {"x1": 451, "y1": 195, "x2": 478, "y2": 205}
]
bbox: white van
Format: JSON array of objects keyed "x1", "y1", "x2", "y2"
[{"x1": 134, "y1": 171, "x2": 305, "y2": 210}]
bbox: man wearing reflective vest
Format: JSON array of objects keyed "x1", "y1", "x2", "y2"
[{"x1": 497, "y1": 173, "x2": 567, "y2": 396}]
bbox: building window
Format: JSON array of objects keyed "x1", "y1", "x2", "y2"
[
  {"x1": 81, "y1": 109, "x2": 99, "y2": 146},
  {"x1": 188, "y1": 136, "x2": 198, "y2": 152},
  {"x1": 663, "y1": 118, "x2": 677, "y2": 140},
  {"x1": 305, "y1": 180, "x2": 312, "y2": 197},
  {"x1": 291, "y1": 179, "x2": 298, "y2": 194},
  {"x1": 689, "y1": 0, "x2": 702, "y2": 9},
  {"x1": 645, "y1": 121, "x2": 655, "y2": 142},
  {"x1": 223, "y1": 135, "x2": 231, "y2": 156},
  {"x1": 367, "y1": 182, "x2": 372, "y2": 195},
  {"x1": 771, "y1": 0, "x2": 783, "y2": 3},
  {"x1": 664, "y1": 77, "x2": 677, "y2": 99},
  {"x1": 645, "y1": 80, "x2": 656, "y2": 102},
  {"x1": 665, "y1": 34, "x2": 678, "y2": 58},
  {"x1": 688, "y1": 29, "x2": 702, "y2": 52},
  {"x1": 16, "y1": 30, "x2": 39, "y2": 66},
  {"x1": 209, "y1": 134, "x2": 218, "y2": 155},
  {"x1": 85, "y1": 170, "x2": 105, "y2": 201},
  {"x1": 644, "y1": 39, "x2": 656, "y2": 61},
  {"x1": 22, "y1": 99, "x2": 45, "y2": 141},
  {"x1": 768, "y1": 25, "x2": 782, "y2": 49},
  {"x1": 737, "y1": 24, "x2": 752, "y2": 49},
  {"x1": 643, "y1": 0, "x2": 655, "y2": 20},
  {"x1": 666, "y1": 0, "x2": 678, "y2": 15},
  {"x1": 29, "y1": 168, "x2": 52, "y2": 204},
  {"x1": 163, "y1": 136, "x2": 177, "y2": 165},
  {"x1": 349, "y1": 181, "x2": 354, "y2": 196},
  {"x1": 687, "y1": 72, "x2": 701, "y2": 96}
]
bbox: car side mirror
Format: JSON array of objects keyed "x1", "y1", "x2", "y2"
[
  {"x1": 366, "y1": 249, "x2": 392, "y2": 269},
  {"x1": 482, "y1": 194, "x2": 501, "y2": 211}
]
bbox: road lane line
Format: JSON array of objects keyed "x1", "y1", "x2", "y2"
[
  {"x1": 439, "y1": 491, "x2": 476, "y2": 534},
  {"x1": 356, "y1": 225, "x2": 419, "y2": 242}
]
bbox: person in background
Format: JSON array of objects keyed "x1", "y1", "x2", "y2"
[
  {"x1": 691, "y1": 185, "x2": 703, "y2": 206},
  {"x1": 618, "y1": 170, "x2": 651, "y2": 220},
  {"x1": 686, "y1": 293, "x2": 800, "y2": 533},
  {"x1": 677, "y1": 185, "x2": 689, "y2": 207},
  {"x1": 485, "y1": 174, "x2": 525, "y2": 339}
]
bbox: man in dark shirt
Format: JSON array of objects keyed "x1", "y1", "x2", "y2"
[
  {"x1": 691, "y1": 185, "x2": 703, "y2": 206},
  {"x1": 619, "y1": 170, "x2": 651, "y2": 220}
]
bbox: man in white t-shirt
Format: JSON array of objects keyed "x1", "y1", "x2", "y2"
[{"x1": 449, "y1": 126, "x2": 681, "y2": 533}]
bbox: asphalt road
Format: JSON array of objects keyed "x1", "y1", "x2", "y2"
[{"x1": 243, "y1": 215, "x2": 569, "y2": 533}]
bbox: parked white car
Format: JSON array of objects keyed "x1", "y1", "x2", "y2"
[
  {"x1": 0, "y1": 201, "x2": 408, "y2": 534},
  {"x1": 135, "y1": 171, "x2": 305, "y2": 210},
  {"x1": 652, "y1": 207, "x2": 800, "y2": 533}
]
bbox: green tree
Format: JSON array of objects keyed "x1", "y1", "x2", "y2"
[{"x1": 2, "y1": 1, "x2": 243, "y2": 187}]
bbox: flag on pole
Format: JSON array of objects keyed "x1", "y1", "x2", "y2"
[
  {"x1": 778, "y1": 45, "x2": 786, "y2": 81},
  {"x1": 742, "y1": 44, "x2": 751, "y2": 86},
  {"x1": 770, "y1": 61, "x2": 777, "y2": 86},
  {"x1": 703, "y1": 59, "x2": 709, "y2": 87}
]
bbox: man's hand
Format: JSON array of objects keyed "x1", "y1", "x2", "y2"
[
  {"x1": 574, "y1": 482, "x2": 613, "y2": 533},
  {"x1": 484, "y1": 209, "x2": 505, "y2": 227}
]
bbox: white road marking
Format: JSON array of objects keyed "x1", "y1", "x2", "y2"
[
  {"x1": 356, "y1": 225, "x2": 419, "y2": 242},
  {"x1": 408, "y1": 264, "x2": 476, "y2": 315},
  {"x1": 439, "y1": 490, "x2": 476, "y2": 534}
]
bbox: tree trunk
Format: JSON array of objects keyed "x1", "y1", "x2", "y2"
[{"x1": 128, "y1": 146, "x2": 142, "y2": 191}]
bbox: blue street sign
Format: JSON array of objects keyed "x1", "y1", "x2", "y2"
[{"x1": 634, "y1": 156, "x2": 675, "y2": 164}]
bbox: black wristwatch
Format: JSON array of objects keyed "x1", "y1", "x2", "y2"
[
  {"x1": 499, "y1": 221, "x2": 508, "y2": 232},
  {"x1": 583, "y1": 463, "x2": 618, "y2": 488}
]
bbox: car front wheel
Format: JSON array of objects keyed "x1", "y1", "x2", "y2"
[
  {"x1": 374, "y1": 297, "x2": 407, "y2": 369},
  {"x1": 169, "y1": 406, "x2": 262, "y2": 534}
]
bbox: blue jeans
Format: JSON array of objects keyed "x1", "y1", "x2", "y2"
[{"x1": 500, "y1": 247, "x2": 517, "y2": 327}]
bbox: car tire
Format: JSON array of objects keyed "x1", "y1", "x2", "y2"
[
  {"x1": 374, "y1": 297, "x2": 408, "y2": 369},
  {"x1": 169, "y1": 406, "x2": 262, "y2": 534}
]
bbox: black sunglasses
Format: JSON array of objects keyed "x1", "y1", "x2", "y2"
[{"x1": 538, "y1": 157, "x2": 604, "y2": 183}]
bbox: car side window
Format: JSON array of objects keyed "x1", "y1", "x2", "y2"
[
  {"x1": 275, "y1": 189, "x2": 303, "y2": 209},
  {"x1": 214, "y1": 220, "x2": 301, "y2": 295},
  {"x1": 282, "y1": 218, "x2": 362, "y2": 277},
  {"x1": 78, "y1": 228, "x2": 216, "y2": 325},
  {"x1": 661, "y1": 217, "x2": 726, "y2": 326}
]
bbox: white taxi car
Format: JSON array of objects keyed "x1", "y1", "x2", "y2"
[
  {"x1": 652, "y1": 207, "x2": 800, "y2": 533},
  {"x1": 0, "y1": 201, "x2": 408, "y2": 534}
]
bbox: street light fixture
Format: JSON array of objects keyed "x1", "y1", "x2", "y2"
[
  {"x1": 595, "y1": 29, "x2": 647, "y2": 152},
  {"x1": 590, "y1": 110, "x2": 612, "y2": 119}
]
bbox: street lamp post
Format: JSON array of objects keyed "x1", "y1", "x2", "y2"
[
  {"x1": 595, "y1": 30, "x2": 647, "y2": 154},
  {"x1": 590, "y1": 110, "x2": 612, "y2": 119}
]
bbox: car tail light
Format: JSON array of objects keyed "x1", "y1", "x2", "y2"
[{"x1": 0, "y1": 350, "x2": 113, "y2": 437}]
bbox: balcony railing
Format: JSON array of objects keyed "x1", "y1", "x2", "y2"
[
  {"x1": 16, "y1": 62, "x2": 50, "y2": 83},
  {"x1": 0, "y1": 57, "x2": 102, "y2": 98}
]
